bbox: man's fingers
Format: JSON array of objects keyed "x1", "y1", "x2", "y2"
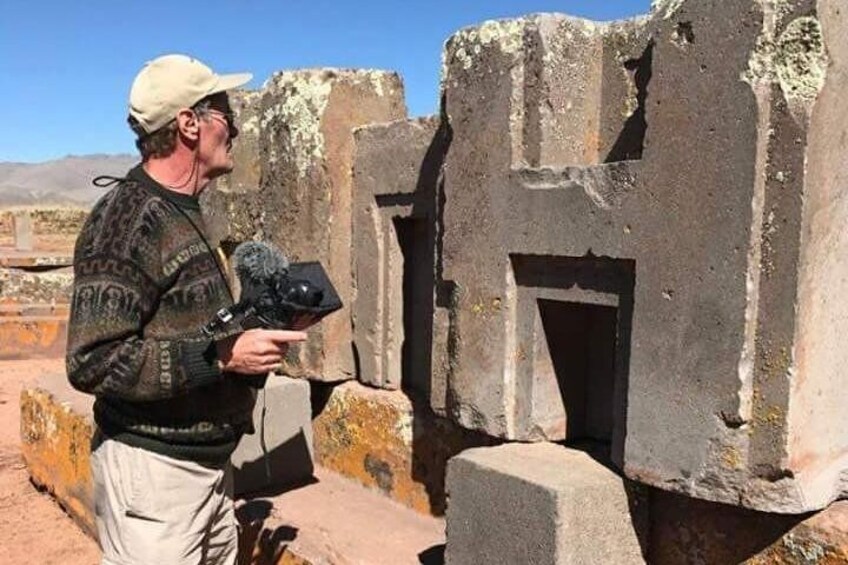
[
  {"x1": 257, "y1": 351, "x2": 286, "y2": 365},
  {"x1": 264, "y1": 330, "x2": 308, "y2": 344}
]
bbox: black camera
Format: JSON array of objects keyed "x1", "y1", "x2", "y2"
[{"x1": 202, "y1": 242, "x2": 342, "y2": 337}]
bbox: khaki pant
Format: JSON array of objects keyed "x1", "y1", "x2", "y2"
[{"x1": 91, "y1": 435, "x2": 238, "y2": 565}]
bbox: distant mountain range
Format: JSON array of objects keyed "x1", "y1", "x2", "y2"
[{"x1": 0, "y1": 154, "x2": 137, "y2": 207}]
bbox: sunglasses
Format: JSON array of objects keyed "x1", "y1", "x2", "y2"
[{"x1": 205, "y1": 109, "x2": 238, "y2": 137}]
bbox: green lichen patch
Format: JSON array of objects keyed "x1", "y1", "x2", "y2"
[
  {"x1": 651, "y1": 0, "x2": 685, "y2": 20},
  {"x1": 774, "y1": 17, "x2": 828, "y2": 104},
  {"x1": 441, "y1": 17, "x2": 529, "y2": 85},
  {"x1": 743, "y1": 14, "x2": 828, "y2": 115}
]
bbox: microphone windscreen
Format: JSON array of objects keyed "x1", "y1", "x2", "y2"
[{"x1": 233, "y1": 241, "x2": 290, "y2": 285}]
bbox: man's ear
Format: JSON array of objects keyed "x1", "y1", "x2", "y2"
[{"x1": 176, "y1": 108, "x2": 200, "y2": 141}]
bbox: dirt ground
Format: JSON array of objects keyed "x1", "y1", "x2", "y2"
[{"x1": 0, "y1": 359, "x2": 100, "y2": 564}]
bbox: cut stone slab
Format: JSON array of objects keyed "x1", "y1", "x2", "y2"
[
  {"x1": 240, "y1": 467, "x2": 445, "y2": 565},
  {"x1": 0, "y1": 267, "x2": 74, "y2": 305},
  {"x1": 231, "y1": 375, "x2": 314, "y2": 495},
  {"x1": 0, "y1": 252, "x2": 73, "y2": 269},
  {"x1": 0, "y1": 316, "x2": 68, "y2": 360},
  {"x1": 20, "y1": 373, "x2": 95, "y2": 538},
  {"x1": 13, "y1": 210, "x2": 33, "y2": 251},
  {"x1": 445, "y1": 443, "x2": 647, "y2": 565},
  {"x1": 649, "y1": 489, "x2": 848, "y2": 564},
  {"x1": 0, "y1": 304, "x2": 69, "y2": 317},
  {"x1": 351, "y1": 116, "x2": 445, "y2": 392},
  {"x1": 312, "y1": 380, "x2": 498, "y2": 515},
  {"x1": 435, "y1": 1, "x2": 848, "y2": 512},
  {"x1": 749, "y1": 501, "x2": 848, "y2": 564},
  {"x1": 202, "y1": 68, "x2": 407, "y2": 383}
]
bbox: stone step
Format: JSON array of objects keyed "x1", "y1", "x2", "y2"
[
  {"x1": 0, "y1": 316, "x2": 68, "y2": 360},
  {"x1": 240, "y1": 467, "x2": 445, "y2": 565},
  {"x1": 446, "y1": 443, "x2": 647, "y2": 565}
]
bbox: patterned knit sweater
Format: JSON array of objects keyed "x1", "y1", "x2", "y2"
[{"x1": 67, "y1": 165, "x2": 255, "y2": 463}]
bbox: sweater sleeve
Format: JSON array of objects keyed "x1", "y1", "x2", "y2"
[{"x1": 65, "y1": 253, "x2": 223, "y2": 401}]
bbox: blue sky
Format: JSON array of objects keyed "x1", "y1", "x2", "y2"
[{"x1": 0, "y1": 0, "x2": 651, "y2": 163}]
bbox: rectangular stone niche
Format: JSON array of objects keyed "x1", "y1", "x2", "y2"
[
  {"x1": 393, "y1": 215, "x2": 434, "y2": 397},
  {"x1": 510, "y1": 254, "x2": 634, "y2": 464}
]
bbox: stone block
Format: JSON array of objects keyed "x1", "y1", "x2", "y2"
[
  {"x1": 0, "y1": 316, "x2": 67, "y2": 360},
  {"x1": 435, "y1": 1, "x2": 848, "y2": 512},
  {"x1": 0, "y1": 267, "x2": 74, "y2": 305},
  {"x1": 749, "y1": 501, "x2": 848, "y2": 564},
  {"x1": 445, "y1": 443, "x2": 647, "y2": 565},
  {"x1": 0, "y1": 251, "x2": 73, "y2": 269},
  {"x1": 203, "y1": 69, "x2": 407, "y2": 383},
  {"x1": 238, "y1": 468, "x2": 445, "y2": 565},
  {"x1": 231, "y1": 375, "x2": 314, "y2": 495},
  {"x1": 312, "y1": 380, "x2": 497, "y2": 515},
  {"x1": 351, "y1": 116, "x2": 445, "y2": 392},
  {"x1": 0, "y1": 212, "x2": 12, "y2": 247},
  {"x1": 13, "y1": 210, "x2": 33, "y2": 251},
  {"x1": 20, "y1": 374, "x2": 96, "y2": 538},
  {"x1": 649, "y1": 489, "x2": 848, "y2": 564}
]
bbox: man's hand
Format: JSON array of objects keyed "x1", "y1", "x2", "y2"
[{"x1": 216, "y1": 329, "x2": 307, "y2": 375}]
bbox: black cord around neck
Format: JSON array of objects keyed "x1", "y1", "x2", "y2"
[{"x1": 167, "y1": 201, "x2": 235, "y2": 302}]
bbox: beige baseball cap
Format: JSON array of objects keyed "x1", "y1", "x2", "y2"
[{"x1": 129, "y1": 54, "x2": 252, "y2": 135}]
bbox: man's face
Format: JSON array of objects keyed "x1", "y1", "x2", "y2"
[{"x1": 197, "y1": 93, "x2": 238, "y2": 179}]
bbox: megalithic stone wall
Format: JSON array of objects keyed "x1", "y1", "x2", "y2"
[
  {"x1": 351, "y1": 117, "x2": 446, "y2": 392},
  {"x1": 436, "y1": 0, "x2": 848, "y2": 513},
  {"x1": 203, "y1": 69, "x2": 406, "y2": 382}
]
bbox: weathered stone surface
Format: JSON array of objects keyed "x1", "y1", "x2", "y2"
[
  {"x1": 351, "y1": 116, "x2": 445, "y2": 392},
  {"x1": 0, "y1": 252, "x2": 73, "y2": 268},
  {"x1": 20, "y1": 375, "x2": 96, "y2": 538},
  {"x1": 436, "y1": 1, "x2": 848, "y2": 512},
  {"x1": 18, "y1": 375, "x2": 442, "y2": 565},
  {"x1": 649, "y1": 489, "x2": 848, "y2": 564},
  {"x1": 0, "y1": 316, "x2": 67, "y2": 360},
  {"x1": 238, "y1": 467, "x2": 445, "y2": 565},
  {"x1": 312, "y1": 380, "x2": 497, "y2": 515},
  {"x1": 203, "y1": 69, "x2": 406, "y2": 383},
  {"x1": 748, "y1": 501, "x2": 848, "y2": 564},
  {"x1": 445, "y1": 443, "x2": 647, "y2": 565},
  {"x1": 0, "y1": 267, "x2": 73, "y2": 305},
  {"x1": 13, "y1": 211, "x2": 33, "y2": 251},
  {"x1": 231, "y1": 375, "x2": 314, "y2": 495},
  {"x1": 438, "y1": 14, "x2": 644, "y2": 449}
]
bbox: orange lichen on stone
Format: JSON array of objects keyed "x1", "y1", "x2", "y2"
[
  {"x1": 20, "y1": 385, "x2": 96, "y2": 538},
  {"x1": 746, "y1": 501, "x2": 848, "y2": 564},
  {"x1": 312, "y1": 381, "x2": 498, "y2": 516},
  {"x1": 0, "y1": 317, "x2": 68, "y2": 360}
]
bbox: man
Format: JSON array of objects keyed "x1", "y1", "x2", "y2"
[{"x1": 66, "y1": 54, "x2": 305, "y2": 565}]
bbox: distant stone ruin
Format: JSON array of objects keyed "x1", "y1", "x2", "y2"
[{"x1": 0, "y1": 207, "x2": 81, "y2": 359}]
